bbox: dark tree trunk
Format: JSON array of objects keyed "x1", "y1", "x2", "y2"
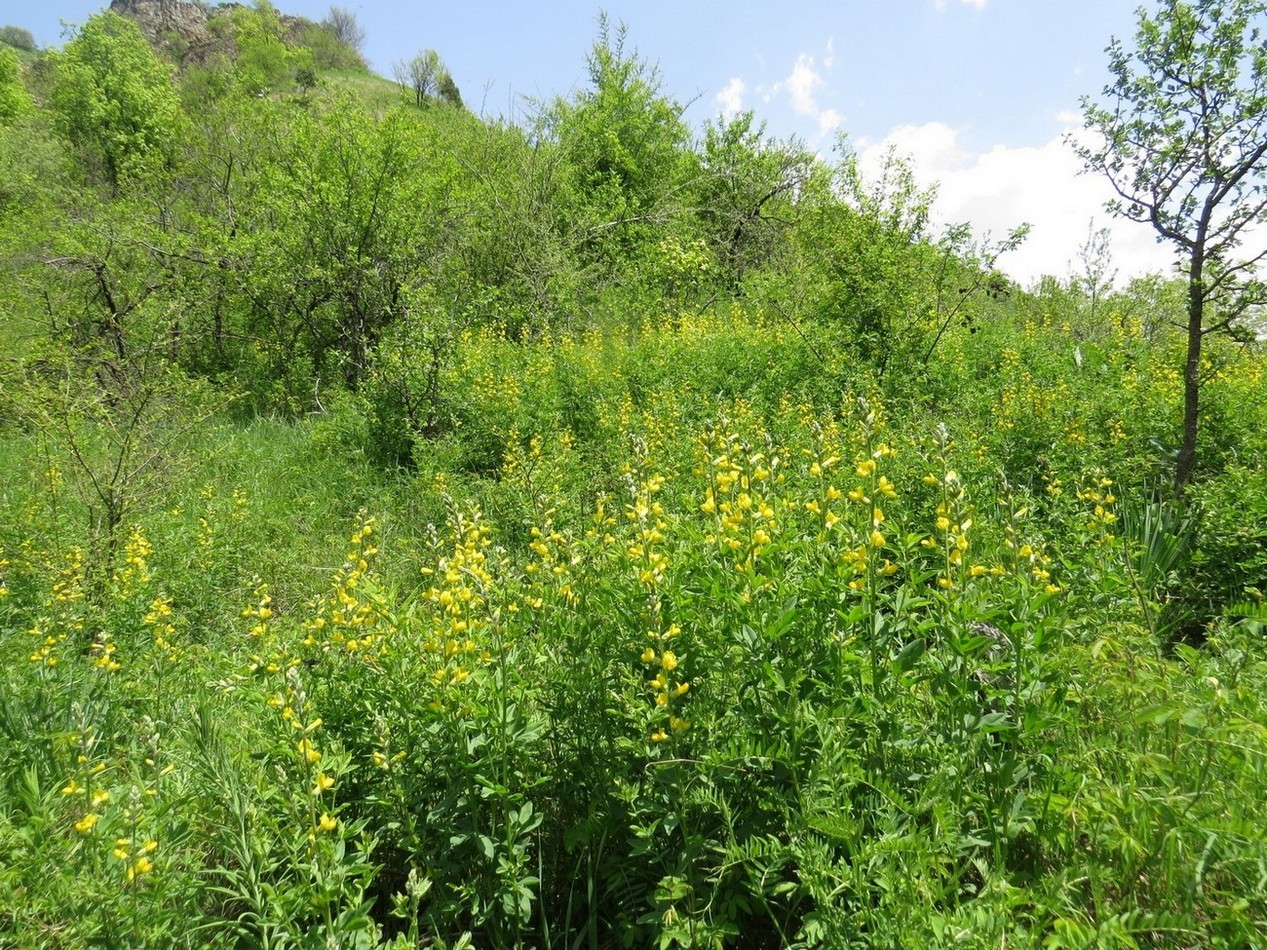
[{"x1": 1175, "y1": 255, "x2": 1205, "y2": 496}]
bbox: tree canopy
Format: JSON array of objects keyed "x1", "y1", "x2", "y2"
[{"x1": 1074, "y1": 0, "x2": 1267, "y2": 491}]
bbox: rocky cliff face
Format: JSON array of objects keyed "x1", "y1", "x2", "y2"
[
  {"x1": 109, "y1": 0, "x2": 316, "y2": 67},
  {"x1": 108, "y1": 0, "x2": 212, "y2": 49}
]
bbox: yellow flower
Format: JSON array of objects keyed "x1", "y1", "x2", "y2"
[
  {"x1": 869, "y1": 530, "x2": 885, "y2": 549},
  {"x1": 650, "y1": 728, "x2": 669, "y2": 743},
  {"x1": 319, "y1": 813, "x2": 338, "y2": 832},
  {"x1": 313, "y1": 773, "x2": 335, "y2": 795},
  {"x1": 127, "y1": 857, "x2": 153, "y2": 880},
  {"x1": 660, "y1": 650, "x2": 678, "y2": 671},
  {"x1": 298, "y1": 739, "x2": 321, "y2": 763},
  {"x1": 74, "y1": 813, "x2": 99, "y2": 833}
]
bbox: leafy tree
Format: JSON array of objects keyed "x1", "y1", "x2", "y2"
[
  {"x1": 322, "y1": 6, "x2": 365, "y2": 54},
  {"x1": 1, "y1": 25, "x2": 36, "y2": 51},
  {"x1": 0, "y1": 46, "x2": 32, "y2": 125},
  {"x1": 540, "y1": 18, "x2": 697, "y2": 277},
  {"x1": 49, "y1": 11, "x2": 184, "y2": 186},
  {"x1": 1073, "y1": 0, "x2": 1267, "y2": 493},
  {"x1": 694, "y1": 111, "x2": 813, "y2": 290},
  {"x1": 227, "y1": 0, "x2": 311, "y2": 92},
  {"x1": 394, "y1": 49, "x2": 455, "y2": 107}
]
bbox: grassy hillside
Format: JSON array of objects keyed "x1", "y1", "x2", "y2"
[{"x1": 0, "y1": 4, "x2": 1265, "y2": 947}]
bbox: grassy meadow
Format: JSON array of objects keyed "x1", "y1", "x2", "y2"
[{"x1": 2, "y1": 4, "x2": 1267, "y2": 947}]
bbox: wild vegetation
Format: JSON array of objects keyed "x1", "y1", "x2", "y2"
[{"x1": 1, "y1": 1, "x2": 1265, "y2": 947}]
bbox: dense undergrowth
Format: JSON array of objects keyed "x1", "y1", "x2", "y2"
[
  {"x1": 3, "y1": 3, "x2": 1267, "y2": 946},
  {"x1": 2, "y1": 307, "x2": 1267, "y2": 947}
]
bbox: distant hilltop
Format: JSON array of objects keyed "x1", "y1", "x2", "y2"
[{"x1": 108, "y1": 0, "x2": 316, "y2": 67}]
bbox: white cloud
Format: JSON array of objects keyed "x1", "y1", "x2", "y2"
[
  {"x1": 769, "y1": 49, "x2": 841, "y2": 143},
  {"x1": 785, "y1": 54, "x2": 823, "y2": 115},
  {"x1": 824, "y1": 37, "x2": 835, "y2": 69},
  {"x1": 818, "y1": 108, "x2": 843, "y2": 137},
  {"x1": 934, "y1": 0, "x2": 988, "y2": 9},
  {"x1": 857, "y1": 120, "x2": 1177, "y2": 286},
  {"x1": 716, "y1": 77, "x2": 745, "y2": 119}
]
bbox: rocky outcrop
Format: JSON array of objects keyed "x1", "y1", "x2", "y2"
[{"x1": 108, "y1": 0, "x2": 212, "y2": 49}]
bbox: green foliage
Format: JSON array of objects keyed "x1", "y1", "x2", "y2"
[
  {"x1": 224, "y1": 0, "x2": 308, "y2": 92},
  {"x1": 1, "y1": 25, "x2": 36, "y2": 52},
  {"x1": 0, "y1": 46, "x2": 32, "y2": 125},
  {"x1": 49, "y1": 11, "x2": 185, "y2": 186},
  {"x1": 2, "y1": 10, "x2": 1267, "y2": 946},
  {"x1": 1074, "y1": 0, "x2": 1267, "y2": 492},
  {"x1": 541, "y1": 16, "x2": 698, "y2": 277}
]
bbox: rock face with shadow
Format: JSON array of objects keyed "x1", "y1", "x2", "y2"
[{"x1": 109, "y1": 0, "x2": 212, "y2": 51}]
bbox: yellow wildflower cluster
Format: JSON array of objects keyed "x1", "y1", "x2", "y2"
[
  {"x1": 420, "y1": 506, "x2": 495, "y2": 699},
  {"x1": 61, "y1": 727, "x2": 109, "y2": 837},
  {"x1": 525, "y1": 512, "x2": 576, "y2": 608},
  {"x1": 1077, "y1": 473, "x2": 1119, "y2": 545},
  {"x1": 113, "y1": 835, "x2": 158, "y2": 882},
  {"x1": 698, "y1": 423, "x2": 781, "y2": 572},
  {"x1": 89, "y1": 630, "x2": 122, "y2": 674},
  {"x1": 921, "y1": 426, "x2": 979, "y2": 592},
  {"x1": 841, "y1": 399, "x2": 901, "y2": 591},
  {"x1": 304, "y1": 517, "x2": 385, "y2": 657},
  {"x1": 114, "y1": 528, "x2": 153, "y2": 599},
  {"x1": 242, "y1": 581, "x2": 274, "y2": 639},
  {"x1": 144, "y1": 596, "x2": 176, "y2": 653},
  {"x1": 640, "y1": 624, "x2": 691, "y2": 743},
  {"x1": 625, "y1": 471, "x2": 670, "y2": 588},
  {"x1": 276, "y1": 668, "x2": 339, "y2": 841},
  {"x1": 27, "y1": 548, "x2": 88, "y2": 667},
  {"x1": 51, "y1": 546, "x2": 86, "y2": 605}
]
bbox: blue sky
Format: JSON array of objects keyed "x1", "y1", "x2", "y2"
[{"x1": 5, "y1": 0, "x2": 1184, "y2": 284}]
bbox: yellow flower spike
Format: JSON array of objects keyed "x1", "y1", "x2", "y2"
[{"x1": 298, "y1": 739, "x2": 321, "y2": 763}]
